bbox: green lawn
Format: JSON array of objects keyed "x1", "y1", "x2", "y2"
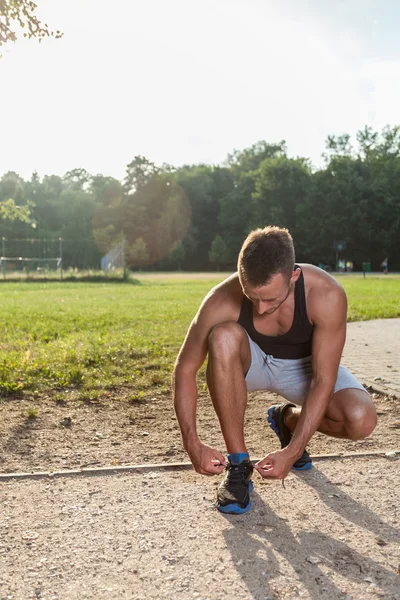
[
  {"x1": 336, "y1": 274, "x2": 400, "y2": 320},
  {"x1": 0, "y1": 274, "x2": 399, "y2": 398}
]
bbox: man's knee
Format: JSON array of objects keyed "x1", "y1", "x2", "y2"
[
  {"x1": 343, "y1": 393, "x2": 377, "y2": 440},
  {"x1": 208, "y1": 322, "x2": 247, "y2": 355}
]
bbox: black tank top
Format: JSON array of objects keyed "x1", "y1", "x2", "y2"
[{"x1": 237, "y1": 267, "x2": 313, "y2": 359}]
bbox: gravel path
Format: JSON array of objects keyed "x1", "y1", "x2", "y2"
[
  {"x1": 343, "y1": 319, "x2": 400, "y2": 397},
  {"x1": 1, "y1": 456, "x2": 399, "y2": 600}
]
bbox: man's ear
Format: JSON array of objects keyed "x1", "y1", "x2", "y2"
[{"x1": 290, "y1": 267, "x2": 301, "y2": 284}]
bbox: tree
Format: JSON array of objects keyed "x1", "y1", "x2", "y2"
[
  {"x1": 209, "y1": 234, "x2": 230, "y2": 270},
  {"x1": 173, "y1": 165, "x2": 231, "y2": 270},
  {"x1": 323, "y1": 134, "x2": 353, "y2": 162},
  {"x1": 90, "y1": 175, "x2": 122, "y2": 206},
  {"x1": 124, "y1": 156, "x2": 159, "y2": 195},
  {"x1": 252, "y1": 156, "x2": 312, "y2": 234},
  {"x1": 218, "y1": 171, "x2": 256, "y2": 261},
  {"x1": 0, "y1": 197, "x2": 32, "y2": 222},
  {"x1": 356, "y1": 126, "x2": 379, "y2": 160},
  {"x1": 166, "y1": 240, "x2": 186, "y2": 270},
  {"x1": 93, "y1": 170, "x2": 191, "y2": 269},
  {"x1": 226, "y1": 140, "x2": 286, "y2": 176},
  {"x1": 0, "y1": 172, "x2": 33, "y2": 222},
  {"x1": 0, "y1": 0, "x2": 62, "y2": 48},
  {"x1": 127, "y1": 237, "x2": 150, "y2": 268},
  {"x1": 122, "y1": 174, "x2": 190, "y2": 268},
  {"x1": 63, "y1": 168, "x2": 91, "y2": 191},
  {"x1": 0, "y1": 170, "x2": 25, "y2": 203},
  {"x1": 298, "y1": 126, "x2": 400, "y2": 269},
  {"x1": 218, "y1": 141, "x2": 287, "y2": 262},
  {"x1": 57, "y1": 187, "x2": 99, "y2": 268}
]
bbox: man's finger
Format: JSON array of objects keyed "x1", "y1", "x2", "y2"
[
  {"x1": 257, "y1": 466, "x2": 281, "y2": 479},
  {"x1": 255, "y1": 461, "x2": 273, "y2": 471},
  {"x1": 205, "y1": 465, "x2": 225, "y2": 475},
  {"x1": 256, "y1": 459, "x2": 273, "y2": 466},
  {"x1": 211, "y1": 453, "x2": 226, "y2": 466}
]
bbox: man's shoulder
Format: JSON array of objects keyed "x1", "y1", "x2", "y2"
[
  {"x1": 200, "y1": 273, "x2": 243, "y2": 316},
  {"x1": 300, "y1": 264, "x2": 346, "y2": 322},
  {"x1": 300, "y1": 263, "x2": 343, "y2": 291},
  {"x1": 206, "y1": 272, "x2": 242, "y2": 299}
]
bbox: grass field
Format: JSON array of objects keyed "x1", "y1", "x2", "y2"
[{"x1": 0, "y1": 274, "x2": 399, "y2": 399}]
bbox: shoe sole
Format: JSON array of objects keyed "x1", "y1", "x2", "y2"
[
  {"x1": 291, "y1": 461, "x2": 313, "y2": 471},
  {"x1": 267, "y1": 407, "x2": 313, "y2": 471},
  {"x1": 217, "y1": 481, "x2": 254, "y2": 514}
]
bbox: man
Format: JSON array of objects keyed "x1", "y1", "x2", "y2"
[{"x1": 173, "y1": 226, "x2": 377, "y2": 514}]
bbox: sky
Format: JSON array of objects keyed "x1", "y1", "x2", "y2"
[{"x1": 1, "y1": 0, "x2": 400, "y2": 181}]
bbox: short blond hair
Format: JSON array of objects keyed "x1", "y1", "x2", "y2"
[{"x1": 238, "y1": 226, "x2": 295, "y2": 286}]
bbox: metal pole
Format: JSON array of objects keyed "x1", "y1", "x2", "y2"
[
  {"x1": 59, "y1": 237, "x2": 63, "y2": 281},
  {"x1": 122, "y1": 237, "x2": 128, "y2": 281},
  {"x1": 2, "y1": 237, "x2": 5, "y2": 280}
]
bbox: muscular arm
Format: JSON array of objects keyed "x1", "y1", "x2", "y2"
[
  {"x1": 173, "y1": 314, "x2": 209, "y2": 450},
  {"x1": 173, "y1": 279, "x2": 239, "y2": 474},
  {"x1": 256, "y1": 278, "x2": 347, "y2": 478},
  {"x1": 286, "y1": 284, "x2": 347, "y2": 458}
]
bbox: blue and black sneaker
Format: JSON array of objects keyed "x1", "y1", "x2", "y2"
[
  {"x1": 267, "y1": 403, "x2": 312, "y2": 471},
  {"x1": 216, "y1": 453, "x2": 254, "y2": 514}
]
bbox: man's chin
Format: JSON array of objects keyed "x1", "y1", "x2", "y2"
[{"x1": 264, "y1": 306, "x2": 279, "y2": 315}]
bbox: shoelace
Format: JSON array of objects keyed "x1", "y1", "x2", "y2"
[
  {"x1": 226, "y1": 464, "x2": 251, "y2": 482},
  {"x1": 227, "y1": 464, "x2": 286, "y2": 489}
]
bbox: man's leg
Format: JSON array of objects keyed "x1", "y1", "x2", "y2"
[
  {"x1": 207, "y1": 322, "x2": 256, "y2": 514},
  {"x1": 285, "y1": 387, "x2": 377, "y2": 440},
  {"x1": 206, "y1": 322, "x2": 251, "y2": 454}
]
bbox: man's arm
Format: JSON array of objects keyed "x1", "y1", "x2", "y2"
[
  {"x1": 173, "y1": 286, "x2": 234, "y2": 475},
  {"x1": 256, "y1": 281, "x2": 347, "y2": 479}
]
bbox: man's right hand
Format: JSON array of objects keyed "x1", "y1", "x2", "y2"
[{"x1": 186, "y1": 440, "x2": 226, "y2": 476}]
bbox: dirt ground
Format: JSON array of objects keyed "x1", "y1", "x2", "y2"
[
  {"x1": 1, "y1": 457, "x2": 399, "y2": 600},
  {"x1": 1, "y1": 388, "x2": 400, "y2": 600},
  {"x1": 0, "y1": 388, "x2": 399, "y2": 474}
]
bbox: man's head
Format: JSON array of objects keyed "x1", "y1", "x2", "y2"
[
  {"x1": 238, "y1": 226, "x2": 295, "y2": 287},
  {"x1": 238, "y1": 226, "x2": 298, "y2": 315}
]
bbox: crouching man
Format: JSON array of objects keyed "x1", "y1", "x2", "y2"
[{"x1": 173, "y1": 226, "x2": 377, "y2": 514}]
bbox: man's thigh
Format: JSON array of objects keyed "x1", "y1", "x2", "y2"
[
  {"x1": 278, "y1": 364, "x2": 367, "y2": 405},
  {"x1": 244, "y1": 335, "x2": 277, "y2": 392}
]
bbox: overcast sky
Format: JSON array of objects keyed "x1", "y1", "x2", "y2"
[{"x1": 1, "y1": 0, "x2": 399, "y2": 181}]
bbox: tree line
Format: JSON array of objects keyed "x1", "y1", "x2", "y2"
[{"x1": 1, "y1": 125, "x2": 399, "y2": 272}]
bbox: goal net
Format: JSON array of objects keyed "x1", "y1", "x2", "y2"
[
  {"x1": 100, "y1": 241, "x2": 125, "y2": 271},
  {"x1": 0, "y1": 237, "x2": 62, "y2": 278}
]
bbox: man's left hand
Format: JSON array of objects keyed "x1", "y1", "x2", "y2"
[{"x1": 255, "y1": 448, "x2": 297, "y2": 480}]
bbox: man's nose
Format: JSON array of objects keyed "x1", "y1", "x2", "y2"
[{"x1": 256, "y1": 301, "x2": 268, "y2": 314}]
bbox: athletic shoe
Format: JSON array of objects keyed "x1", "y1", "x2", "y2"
[
  {"x1": 216, "y1": 453, "x2": 254, "y2": 514},
  {"x1": 267, "y1": 403, "x2": 312, "y2": 470}
]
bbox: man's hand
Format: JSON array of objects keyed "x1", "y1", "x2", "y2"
[
  {"x1": 186, "y1": 440, "x2": 226, "y2": 476},
  {"x1": 255, "y1": 448, "x2": 297, "y2": 480}
]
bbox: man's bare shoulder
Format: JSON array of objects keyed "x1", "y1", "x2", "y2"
[
  {"x1": 300, "y1": 263, "x2": 344, "y2": 292},
  {"x1": 300, "y1": 264, "x2": 346, "y2": 323},
  {"x1": 198, "y1": 272, "x2": 243, "y2": 320}
]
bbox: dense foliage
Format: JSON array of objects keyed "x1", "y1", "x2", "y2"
[{"x1": 1, "y1": 126, "x2": 399, "y2": 272}]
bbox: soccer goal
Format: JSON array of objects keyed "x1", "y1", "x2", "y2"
[{"x1": 0, "y1": 237, "x2": 63, "y2": 280}]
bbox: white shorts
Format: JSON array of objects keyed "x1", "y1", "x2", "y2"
[{"x1": 245, "y1": 334, "x2": 366, "y2": 405}]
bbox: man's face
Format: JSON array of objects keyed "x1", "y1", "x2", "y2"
[{"x1": 241, "y1": 270, "x2": 299, "y2": 315}]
